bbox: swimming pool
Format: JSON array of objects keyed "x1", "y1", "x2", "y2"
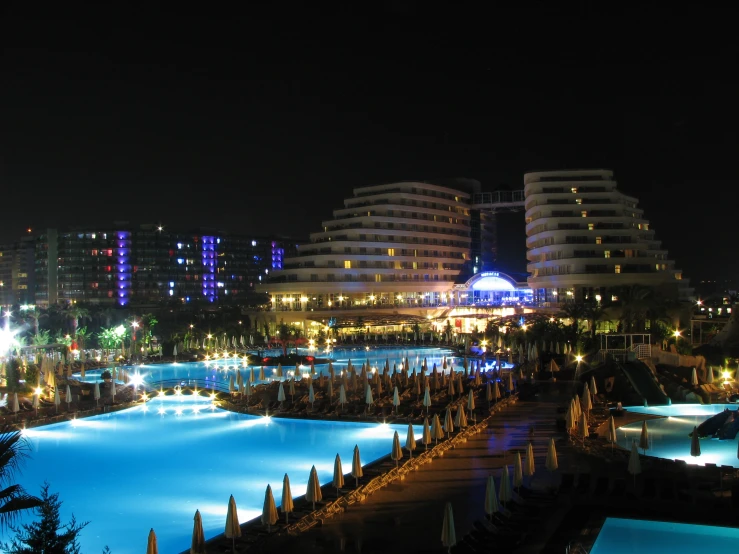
[
  {"x1": 10, "y1": 395, "x2": 422, "y2": 553},
  {"x1": 78, "y1": 346, "x2": 512, "y2": 390},
  {"x1": 616, "y1": 404, "x2": 739, "y2": 468},
  {"x1": 590, "y1": 517, "x2": 739, "y2": 554}
]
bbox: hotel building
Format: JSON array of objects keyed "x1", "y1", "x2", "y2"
[
  {"x1": 4, "y1": 226, "x2": 299, "y2": 307},
  {"x1": 524, "y1": 169, "x2": 692, "y2": 303},
  {"x1": 259, "y1": 181, "x2": 533, "y2": 322}
]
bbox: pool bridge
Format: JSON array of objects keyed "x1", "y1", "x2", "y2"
[{"x1": 143, "y1": 378, "x2": 233, "y2": 394}]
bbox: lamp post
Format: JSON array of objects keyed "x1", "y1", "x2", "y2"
[
  {"x1": 673, "y1": 330, "x2": 681, "y2": 352},
  {"x1": 131, "y1": 320, "x2": 139, "y2": 361}
]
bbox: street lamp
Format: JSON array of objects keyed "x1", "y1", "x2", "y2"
[{"x1": 673, "y1": 329, "x2": 681, "y2": 351}]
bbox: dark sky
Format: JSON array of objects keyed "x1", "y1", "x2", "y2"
[{"x1": 1, "y1": 4, "x2": 738, "y2": 282}]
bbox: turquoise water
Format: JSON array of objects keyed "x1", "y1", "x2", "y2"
[
  {"x1": 10, "y1": 395, "x2": 422, "y2": 553},
  {"x1": 77, "y1": 346, "x2": 511, "y2": 389},
  {"x1": 590, "y1": 517, "x2": 739, "y2": 553},
  {"x1": 617, "y1": 405, "x2": 739, "y2": 468}
]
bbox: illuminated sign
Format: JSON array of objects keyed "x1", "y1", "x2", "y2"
[{"x1": 480, "y1": 272, "x2": 500, "y2": 277}]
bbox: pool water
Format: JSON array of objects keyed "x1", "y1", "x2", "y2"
[
  {"x1": 78, "y1": 346, "x2": 512, "y2": 390},
  {"x1": 617, "y1": 405, "x2": 739, "y2": 468},
  {"x1": 10, "y1": 395, "x2": 422, "y2": 553},
  {"x1": 590, "y1": 517, "x2": 739, "y2": 554}
]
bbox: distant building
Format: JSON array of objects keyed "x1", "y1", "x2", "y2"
[
  {"x1": 6, "y1": 225, "x2": 301, "y2": 307},
  {"x1": 0, "y1": 235, "x2": 35, "y2": 305},
  {"x1": 524, "y1": 169, "x2": 693, "y2": 303}
]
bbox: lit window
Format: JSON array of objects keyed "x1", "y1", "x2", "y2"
[
  {"x1": 596, "y1": 237, "x2": 602, "y2": 245},
  {"x1": 581, "y1": 211, "x2": 588, "y2": 217},
  {"x1": 344, "y1": 260, "x2": 351, "y2": 269},
  {"x1": 169, "y1": 281, "x2": 174, "y2": 287},
  {"x1": 614, "y1": 265, "x2": 621, "y2": 274},
  {"x1": 388, "y1": 248, "x2": 395, "y2": 256},
  {"x1": 571, "y1": 187, "x2": 578, "y2": 193},
  {"x1": 604, "y1": 251, "x2": 610, "y2": 258},
  {"x1": 169, "y1": 289, "x2": 174, "y2": 296},
  {"x1": 588, "y1": 223, "x2": 594, "y2": 230},
  {"x1": 576, "y1": 198, "x2": 582, "y2": 204},
  {"x1": 252, "y1": 240, "x2": 257, "y2": 246}
]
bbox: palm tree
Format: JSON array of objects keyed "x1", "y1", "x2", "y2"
[
  {"x1": 65, "y1": 306, "x2": 90, "y2": 338},
  {"x1": 612, "y1": 284, "x2": 652, "y2": 333},
  {"x1": 0, "y1": 425, "x2": 42, "y2": 531},
  {"x1": 559, "y1": 302, "x2": 589, "y2": 343},
  {"x1": 586, "y1": 303, "x2": 608, "y2": 341}
]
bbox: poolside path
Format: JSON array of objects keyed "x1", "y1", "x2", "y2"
[{"x1": 209, "y1": 383, "x2": 581, "y2": 553}]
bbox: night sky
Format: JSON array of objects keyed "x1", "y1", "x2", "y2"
[{"x1": 2, "y1": 6, "x2": 737, "y2": 283}]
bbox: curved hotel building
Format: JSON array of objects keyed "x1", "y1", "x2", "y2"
[
  {"x1": 260, "y1": 181, "x2": 533, "y2": 324},
  {"x1": 525, "y1": 169, "x2": 692, "y2": 303}
]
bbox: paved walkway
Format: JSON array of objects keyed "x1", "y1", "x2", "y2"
[{"x1": 246, "y1": 385, "x2": 577, "y2": 554}]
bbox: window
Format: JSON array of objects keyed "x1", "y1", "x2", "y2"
[
  {"x1": 604, "y1": 251, "x2": 610, "y2": 258},
  {"x1": 344, "y1": 260, "x2": 351, "y2": 269},
  {"x1": 614, "y1": 265, "x2": 621, "y2": 274},
  {"x1": 388, "y1": 248, "x2": 395, "y2": 256},
  {"x1": 596, "y1": 236, "x2": 602, "y2": 245},
  {"x1": 581, "y1": 211, "x2": 588, "y2": 217},
  {"x1": 588, "y1": 223, "x2": 594, "y2": 231}
]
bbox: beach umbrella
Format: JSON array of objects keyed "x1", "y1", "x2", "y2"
[
  {"x1": 513, "y1": 452, "x2": 524, "y2": 490},
  {"x1": 581, "y1": 383, "x2": 593, "y2": 413},
  {"x1": 507, "y1": 372, "x2": 514, "y2": 392},
  {"x1": 524, "y1": 441, "x2": 535, "y2": 478},
  {"x1": 443, "y1": 407, "x2": 454, "y2": 437},
  {"x1": 339, "y1": 384, "x2": 347, "y2": 409},
  {"x1": 466, "y1": 389, "x2": 475, "y2": 419},
  {"x1": 365, "y1": 384, "x2": 374, "y2": 408},
  {"x1": 422, "y1": 417, "x2": 432, "y2": 450},
  {"x1": 277, "y1": 363, "x2": 283, "y2": 378},
  {"x1": 499, "y1": 466, "x2": 513, "y2": 506},
  {"x1": 146, "y1": 528, "x2": 158, "y2": 554},
  {"x1": 707, "y1": 366, "x2": 714, "y2": 385},
  {"x1": 590, "y1": 375, "x2": 598, "y2": 396},
  {"x1": 351, "y1": 445, "x2": 363, "y2": 487},
  {"x1": 447, "y1": 375, "x2": 455, "y2": 397},
  {"x1": 308, "y1": 382, "x2": 315, "y2": 410},
  {"x1": 639, "y1": 420, "x2": 649, "y2": 454},
  {"x1": 224, "y1": 495, "x2": 241, "y2": 551},
  {"x1": 32, "y1": 393, "x2": 39, "y2": 415},
  {"x1": 577, "y1": 412, "x2": 589, "y2": 444},
  {"x1": 190, "y1": 510, "x2": 205, "y2": 554},
  {"x1": 306, "y1": 465, "x2": 322, "y2": 510},
  {"x1": 392, "y1": 386, "x2": 400, "y2": 414},
  {"x1": 441, "y1": 502, "x2": 456, "y2": 553},
  {"x1": 454, "y1": 404, "x2": 467, "y2": 428},
  {"x1": 333, "y1": 454, "x2": 344, "y2": 496},
  {"x1": 627, "y1": 441, "x2": 641, "y2": 486},
  {"x1": 690, "y1": 427, "x2": 701, "y2": 457},
  {"x1": 277, "y1": 382, "x2": 286, "y2": 404},
  {"x1": 391, "y1": 430, "x2": 403, "y2": 468},
  {"x1": 423, "y1": 385, "x2": 432, "y2": 415},
  {"x1": 405, "y1": 423, "x2": 416, "y2": 459},
  {"x1": 691, "y1": 368, "x2": 698, "y2": 387},
  {"x1": 281, "y1": 473, "x2": 294, "y2": 524},
  {"x1": 484, "y1": 475, "x2": 499, "y2": 519},
  {"x1": 229, "y1": 375, "x2": 235, "y2": 394},
  {"x1": 54, "y1": 386, "x2": 61, "y2": 412},
  {"x1": 261, "y1": 484, "x2": 278, "y2": 532},
  {"x1": 65, "y1": 385, "x2": 72, "y2": 409},
  {"x1": 573, "y1": 395, "x2": 582, "y2": 419},
  {"x1": 250, "y1": 367, "x2": 256, "y2": 383},
  {"x1": 431, "y1": 414, "x2": 443, "y2": 444},
  {"x1": 259, "y1": 366, "x2": 266, "y2": 381},
  {"x1": 80, "y1": 366, "x2": 85, "y2": 379},
  {"x1": 289, "y1": 378, "x2": 295, "y2": 402},
  {"x1": 545, "y1": 438, "x2": 558, "y2": 472},
  {"x1": 10, "y1": 393, "x2": 19, "y2": 416},
  {"x1": 94, "y1": 382, "x2": 100, "y2": 407},
  {"x1": 608, "y1": 416, "x2": 617, "y2": 451}
]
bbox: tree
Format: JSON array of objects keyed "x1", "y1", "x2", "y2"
[
  {"x1": 1, "y1": 483, "x2": 88, "y2": 554},
  {"x1": 0, "y1": 425, "x2": 42, "y2": 532},
  {"x1": 559, "y1": 302, "x2": 588, "y2": 343},
  {"x1": 65, "y1": 306, "x2": 90, "y2": 338}
]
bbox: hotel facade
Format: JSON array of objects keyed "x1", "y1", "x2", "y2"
[
  {"x1": 1, "y1": 226, "x2": 299, "y2": 308},
  {"x1": 259, "y1": 172, "x2": 692, "y2": 330}
]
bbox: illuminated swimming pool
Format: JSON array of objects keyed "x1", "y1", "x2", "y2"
[
  {"x1": 616, "y1": 404, "x2": 739, "y2": 468},
  {"x1": 590, "y1": 517, "x2": 739, "y2": 554},
  {"x1": 78, "y1": 346, "x2": 511, "y2": 389},
  {"x1": 11, "y1": 395, "x2": 422, "y2": 553}
]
